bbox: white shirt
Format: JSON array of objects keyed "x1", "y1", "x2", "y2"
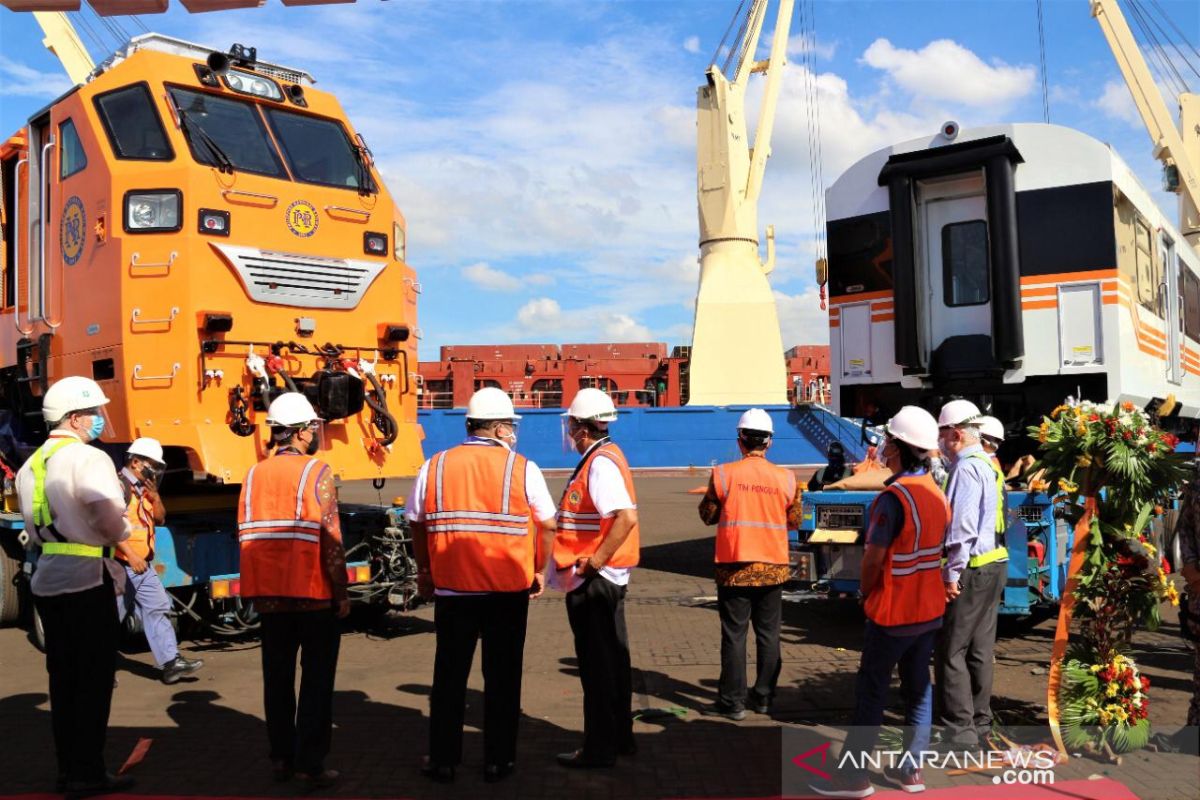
[
  {"x1": 550, "y1": 444, "x2": 637, "y2": 593},
  {"x1": 406, "y1": 437, "x2": 556, "y2": 595},
  {"x1": 16, "y1": 432, "x2": 130, "y2": 597}
]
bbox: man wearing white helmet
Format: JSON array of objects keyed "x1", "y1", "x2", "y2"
[
  {"x1": 406, "y1": 386, "x2": 557, "y2": 784},
  {"x1": 115, "y1": 438, "x2": 203, "y2": 685},
  {"x1": 811, "y1": 406, "x2": 951, "y2": 798},
  {"x1": 237, "y1": 392, "x2": 348, "y2": 789},
  {"x1": 553, "y1": 388, "x2": 640, "y2": 769},
  {"x1": 934, "y1": 399, "x2": 1007, "y2": 750},
  {"x1": 698, "y1": 409, "x2": 801, "y2": 720},
  {"x1": 15, "y1": 376, "x2": 133, "y2": 797},
  {"x1": 976, "y1": 416, "x2": 1004, "y2": 462}
]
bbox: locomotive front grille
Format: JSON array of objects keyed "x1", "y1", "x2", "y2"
[{"x1": 214, "y1": 244, "x2": 386, "y2": 310}]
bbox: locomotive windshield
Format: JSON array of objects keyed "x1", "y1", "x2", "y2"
[
  {"x1": 266, "y1": 107, "x2": 375, "y2": 193},
  {"x1": 168, "y1": 87, "x2": 286, "y2": 177}
]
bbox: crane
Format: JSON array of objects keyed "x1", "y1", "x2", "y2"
[
  {"x1": 1090, "y1": 0, "x2": 1200, "y2": 250},
  {"x1": 687, "y1": 0, "x2": 794, "y2": 406},
  {"x1": 31, "y1": 11, "x2": 94, "y2": 85}
]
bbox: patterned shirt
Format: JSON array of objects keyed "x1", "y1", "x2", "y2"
[{"x1": 698, "y1": 455, "x2": 803, "y2": 587}]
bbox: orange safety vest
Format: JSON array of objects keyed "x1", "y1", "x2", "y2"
[
  {"x1": 554, "y1": 441, "x2": 639, "y2": 570},
  {"x1": 863, "y1": 472, "x2": 951, "y2": 628},
  {"x1": 237, "y1": 452, "x2": 332, "y2": 600},
  {"x1": 712, "y1": 455, "x2": 795, "y2": 564},
  {"x1": 118, "y1": 489, "x2": 157, "y2": 562},
  {"x1": 422, "y1": 443, "x2": 535, "y2": 593}
]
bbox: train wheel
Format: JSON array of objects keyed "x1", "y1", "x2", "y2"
[{"x1": 0, "y1": 547, "x2": 21, "y2": 625}]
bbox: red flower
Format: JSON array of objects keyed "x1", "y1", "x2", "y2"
[
  {"x1": 1100, "y1": 668, "x2": 1115, "y2": 682},
  {"x1": 1140, "y1": 676, "x2": 1150, "y2": 690},
  {"x1": 1122, "y1": 431, "x2": 1132, "y2": 441},
  {"x1": 1089, "y1": 413, "x2": 1100, "y2": 422}
]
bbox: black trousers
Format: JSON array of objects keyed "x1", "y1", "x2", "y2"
[
  {"x1": 430, "y1": 592, "x2": 529, "y2": 768},
  {"x1": 935, "y1": 560, "x2": 1006, "y2": 745},
  {"x1": 259, "y1": 609, "x2": 341, "y2": 774},
  {"x1": 717, "y1": 583, "x2": 783, "y2": 709},
  {"x1": 565, "y1": 576, "x2": 633, "y2": 762},
  {"x1": 35, "y1": 574, "x2": 121, "y2": 783}
]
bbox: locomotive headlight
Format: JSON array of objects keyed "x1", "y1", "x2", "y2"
[
  {"x1": 223, "y1": 70, "x2": 282, "y2": 101},
  {"x1": 124, "y1": 190, "x2": 182, "y2": 233}
]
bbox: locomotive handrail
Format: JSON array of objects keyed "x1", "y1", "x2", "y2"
[
  {"x1": 221, "y1": 189, "x2": 278, "y2": 207},
  {"x1": 13, "y1": 157, "x2": 32, "y2": 336},
  {"x1": 131, "y1": 306, "x2": 181, "y2": 328},
  {"x1": 324, "y1": 205, "x2": 371, "y2": 222},
  {"x1": 130, "y1": 251, "x2": 179, "y2": 272},
  {"x1": 40, "y1": 138, "x2": 59, "y2": 330},
  {"x1": 133, "y1": 363, "x2": 181, "y2": 383}
]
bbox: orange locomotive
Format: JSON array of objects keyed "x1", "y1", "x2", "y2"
[{"x1": 0, "y1": 34, "x2": 423, "y2": 484}]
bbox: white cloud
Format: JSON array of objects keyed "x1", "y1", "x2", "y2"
[
  {"x1": 774, "y1": 286, "x2": 830, "y2": 348},
  {"x1": 1095, "y1": 80, "x2": 1141, "y2": 127},
  {"x1": 461, "y1": 261, "x2": 521, "y2": 292},
  {"x1": 787, "y1": 33, "x2": 836, "y2": 61},
  {"x1": 514, "y1": 297, "x2": 652, "y2": 341},
  {"x1": 683, "y1": 35, "x2": 701, "y2": 54},
  {"x1": 516, "y1": 297, "x2": 562, "y2": 327},
  {"x1": 0, "y1": 55, "x2": 70, "y2": 98},
  {"x1": 861, "y1": 38, "x2": 1035, "y2": 108}
]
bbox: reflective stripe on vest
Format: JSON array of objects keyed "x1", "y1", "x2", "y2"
[
  {"x1": 863, "y1": 473, "x2": 951, "y2": 628},
  {"x1": 41, "y1": 542, "x2": 113, "y2": 558},
  {"x1": 712, "y1": 456, "x2": 794, "y2": 564},
  {"x1": 30, "y1": 437, "x2": 78, "y2": 530},
  {"x1": 237, "y1": 453, "x2": 331, "y2": 600},
  {"x1": 554, "y1": 440, "x2": 640, "y2": 570},
  {"x1": 422, "y1": 443, "x2": 535, "y2": 592}
]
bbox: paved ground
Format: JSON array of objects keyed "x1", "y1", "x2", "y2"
[{"x1": 1, "y1": 475, "x2": 1197, "y2": 799}]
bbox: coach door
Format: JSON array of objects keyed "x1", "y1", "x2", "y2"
[{"x1": 917, "y1": 173, "x2": 990, "y2": 363}]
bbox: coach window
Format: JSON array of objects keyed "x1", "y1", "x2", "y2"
[
  {"x1": 94, "y1": 83, "x2": 173, "y2": 160},
  {"x1": 1134, "y1": 217, "x2": 1157, "y2": 313},
  {"x1": 59, "y1": 119, "x2": 87, "y2": 179},
  {"x1": 942, "y1": 220, "x2": 989, "y2": 306},
  {"x1": 1184, "y1": 266, "x2": 1200, "y2": 343}
]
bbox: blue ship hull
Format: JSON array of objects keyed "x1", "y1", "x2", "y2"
[{"x1": 417, "y1": 404, "x2": 870, "y2": 470}]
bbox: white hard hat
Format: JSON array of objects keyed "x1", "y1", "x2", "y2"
[
  {"x1": 938, "y1": 399, "x2": 982, "y2": 428},
  {"x1": 736, "y1": 408, "x2": 774, "y2": 435},
  {"x1": 886, "y1": 405, "x2": 940, "y2": 452},
  {"x1": 564, "y1": 388, "x2": 618, "y2": 423},
  {"x1": 976, "y1": 415, "x2": 1005, "y2": 442},
  {"x1": 466, "y1": 387, "x2": 521, "y2": 421},
  {"x1": 127, "y1": 437, "x2": 165, "y2": 464},
  {"x1": 265, "y1": 392, "x2": 320, "y2": 427},
  {"x1": 42, "y1": 376, "x2": 111, "y2": 423}
]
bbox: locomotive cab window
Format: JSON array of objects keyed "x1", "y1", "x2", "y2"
[
  {"x1": 266, "y1": 108, "x2": 375, "y2": 192},
  {"x1": 942, "y1": 220, "x2": 989, "y2": 307},
  {"x1": 167, "y1": 87, "x2": 286, "y2": 178},
  {"x1": 59, "y1": 119, "x2": 87, "y2": 179},
  {"x1": 94, "y1": 83, "x2": 173, "y2": 161}
]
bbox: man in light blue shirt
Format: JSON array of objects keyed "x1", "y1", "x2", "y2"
[{"x1": 934, "y1": 400, "x2": 1007, "y2": 749}]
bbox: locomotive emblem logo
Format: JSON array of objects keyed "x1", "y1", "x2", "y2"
[
  {"x1": 285, "y1": 200, "x2": 319, "y2": 238},
  {"x1": 60, "y1": 196, "x2": 86, "y2": 266}
]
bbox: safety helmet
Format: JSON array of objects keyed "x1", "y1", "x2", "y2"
[
  {"x1": 42, "y1": 376, "x2": 111, "y2": 423},
  {"x1": 127, "y1": 437, "x2": 165, "y2": 465},
  {"x1": 466, "y1": 387, "x2": 521, "y2": 421},
  {"x1": 938, "y1": 399, "x2": 982, "y2": 428},
  {"x1": 886, "y1": 406, "x2": 940, "y2": 452},
  {"x1": 265, "y1": 392, "x2": 320, "y2": 427},
  {"x1": 976, "y1": 415, "x2": 1005, "y2": 442},
  {"x1": 564, "y1": 388, "x2": 618, "y2": 423},
  {"x1": 736, "y1": 408, "x2": 774, "y2": 435}
]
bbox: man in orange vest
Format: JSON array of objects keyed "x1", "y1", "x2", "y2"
[
  {"x1": 238, "y1": 393, "x2": 348, "y2": 790},
  {"x1": 810, "y1": 406, "x2": 950, "y2": 798},
  {"x1": 407, "y1": 387, "x2": 558, "y2": 784},
  {"x1": 115, "y1": 437, "x2": 203, "y2": 684},
  {"x1": 552, "y1": 388, "x2": 640, "y2": 769},
  {"x1": 698, "y1": 409, "x2": 801, "y2": 720}
]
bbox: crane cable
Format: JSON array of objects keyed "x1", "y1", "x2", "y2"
[
  {"x1": 1036, "y1": 0, "x2": 1051, "y2": 124},
  {"x1": 796, "y1": 0, "x2": 827, "y2": 308}
]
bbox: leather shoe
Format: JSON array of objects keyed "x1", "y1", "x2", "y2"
[
  {"x1": 63, "y1": 772, "x2": 134, "y2": 800},
  {"x1": 556, "y1": 749, "x2": 615, "y2": 769},
  {"x1": 483, "y1": 762, "x2": 515, "y2": 783},
  {"x1": 701, "y1": 701, "x2": 746, "y2": 721},
  {"x1": 419, "y1": 756, "x2": 455, "y2": 784}
]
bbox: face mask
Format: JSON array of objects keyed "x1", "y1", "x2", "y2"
[
  {"x1": 304, "y1": 430, "x2": 320, "y2": 456},
  {"x1": 501, "y1": 430, "x2": 518, "y2": 451},
  {"x1": 87, "y1": 414, "x2": 105, "y2": 441}
]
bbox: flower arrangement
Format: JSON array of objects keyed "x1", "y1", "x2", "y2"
[
  {"x1": 1029, "y1": 400, "x2": 1189, "y2": 756},
  {"x1": 1060, "y1": 650, "x2": 1151, "y2": 754}
]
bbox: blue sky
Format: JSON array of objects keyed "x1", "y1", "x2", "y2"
[{"x1": 2, "y1": 0, "x2": 1197, "y2": 360}]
